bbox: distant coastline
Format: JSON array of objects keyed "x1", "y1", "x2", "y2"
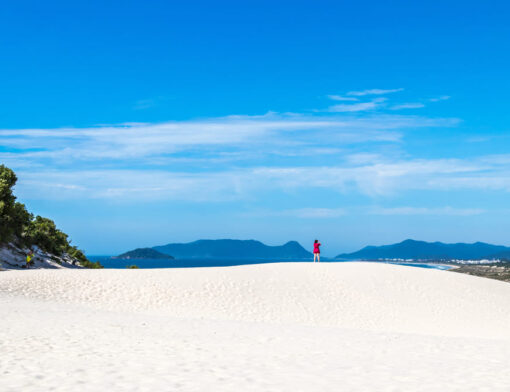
[{"x1": 336, "y1": 239, "x2": 510, "y2": 262}]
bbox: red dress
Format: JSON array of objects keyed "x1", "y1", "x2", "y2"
[{"x1": 313, "y1": 242, "x2": 321, "y2": 254}]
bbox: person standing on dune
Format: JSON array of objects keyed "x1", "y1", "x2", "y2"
[{"x1": 313, "y1": 240, "x2": 321, "y2": 263}]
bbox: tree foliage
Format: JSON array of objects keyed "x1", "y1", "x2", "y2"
[
  {"x1": 0, "y1": 165, "x2": 19, "y2": 242},
  {"x1": 25, "y1": 216, "x2": 69, "y2": 255},
  {"x1": 0, "y1": 164, "x2": 101, "y2": 268}
]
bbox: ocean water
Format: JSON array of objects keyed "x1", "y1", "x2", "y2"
[
  {"x1": 385, "y1": 262, "x2": 453, "y2": 270},
  {"x1": 88, "y1": 256, "x2": 453, "y2": 270}
]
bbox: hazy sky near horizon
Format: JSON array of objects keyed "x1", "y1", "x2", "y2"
[{"x1": 1, "y1": 1, "x2": 510, "y2": 255}]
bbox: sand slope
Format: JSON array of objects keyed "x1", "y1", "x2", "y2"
[
  {"x1": 1, "y1": 262, "x2": 510, "y2": 391},
  {"x1": 1, "y1": 262, "x2": 509, "y2": 338}
]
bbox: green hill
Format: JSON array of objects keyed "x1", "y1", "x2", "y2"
[
  {"x1": 0, "y1": 165, "x2": 101, "y2": 269},
  {"x1": 336, "y1": 239, "x2": 510, "y2": 261},
  {"x1": 115, "y1": 248, "x2": 174, "y2": 260},
  {"x1": 153, "y1": 239, "x2": 312, "y2": 259}
]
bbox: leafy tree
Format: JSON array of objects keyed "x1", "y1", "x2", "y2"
[
  {"x1": 25, "y1": 216, "x2": 69, "y2": 255},
  {"x1": 67, "y1": 245, "x2": 102, "y2": 268},
  {"x1": 0, "y1": 164, "x2": 102, "y2": 268},
  {"x1": 11, "y1": 202, "x2": 33, "y2": 243},
  {"x1": 0, "y1": 165, "x2": 19, "y2": 243}
]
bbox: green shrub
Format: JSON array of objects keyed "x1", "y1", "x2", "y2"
[
  {"x1": 126, "y1": 265, "x2": 139, "y2": 269},
  {"x1": 80, "y1": 259, "x2": 103, "y2": 269}
]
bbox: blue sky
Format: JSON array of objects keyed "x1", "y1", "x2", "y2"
[{"x1": 1, "y1": 1, "x2": 510, "y2": 255}]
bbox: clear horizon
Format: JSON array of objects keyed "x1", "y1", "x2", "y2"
[{"x1": 2, "y1": 1, "x2": 510, "y2": 255}]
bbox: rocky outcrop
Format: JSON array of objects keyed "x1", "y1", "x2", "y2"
[{"x1": 0, "y1": 242, "x2": 84, "y2": 270}]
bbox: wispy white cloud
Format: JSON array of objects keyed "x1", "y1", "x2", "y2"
[
  {"x1": 478, "y1": 154, "x2": 510, "y2": 165},
  {"x1": 466, "y1": 136, "x2": 491, "y2": 143},
  {"x1": 347, "y1": 88, "x2": 404, "y2": 96},
  {"x1": 327, "y1": 95, "x2": 359, "y2": 102},
  {"x1": 327, "y1": 98, "x2": 387, "y2": 113},
  {"x1": 252, "y1": 158, "x2": 486, "y2": 196},
  {"x1": 0, "y1": 112, "x2": 458, "y2": 166},
  {"x1": 239, "y1": 207, "x2": 347, "y2": 219},
  {"x1": 369, "y1": 206, "x2": 485, "y2": 216},
  {"x1": 428, "y1": 175, "x2": 510, "y2": 192},
  {"x1": 327, "y1": 101, "x2": 380, "y2": 113},
  {"x1": 344, "y1": 153, "x2": 385, "y2": 165},
  {"x1": 0, "y1": 91, "x2": 475, "y2": 204},
  {"x1": 429, "y1": 95, "x2": 451, "y2": 102},
  {"x1": 11, "y1": 154, "x2": 510, "y2": 202},
  {"x1": 390, "y1": 103, "x2": 425, "y2": 110},
  {"x1": 279, "y1": 208, "x2": 346, "y2": 218}
]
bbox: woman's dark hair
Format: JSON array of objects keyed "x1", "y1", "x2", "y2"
[{"x1": 314, "y1": 239, "x2": 318, "y2": 244}]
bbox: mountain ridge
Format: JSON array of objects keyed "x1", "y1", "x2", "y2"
[
  {"x1": 152, "y1": 239, "x2": 312, "y2": 259},
  {"x1": 336, "y1": 239, "x2": 510, "y2": 260}
]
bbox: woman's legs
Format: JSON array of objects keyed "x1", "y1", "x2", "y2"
[
  {"x1": 313, "y1": 253, "x2": 317, "y2": 262},
  {"x1": 317, "y1": 253, "x2": 320, "y2": 262}
]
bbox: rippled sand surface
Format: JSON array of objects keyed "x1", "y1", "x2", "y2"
[{"x1": 1, "y1": 263, "x2": 510, "y2": 391}]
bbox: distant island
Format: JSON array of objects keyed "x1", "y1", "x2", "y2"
[
  {"x1": 114, "y1": 248, "x2": 175, "y2": 260},
  {"x1": 116, "y1": 239, "x2": 313, "y2": 260},
  {"x1": 153, "y1": 239, "x2": 312, "y2": 259},
  {"x1": 336, "y1": 239, "x2": 510, "y2": 261}
]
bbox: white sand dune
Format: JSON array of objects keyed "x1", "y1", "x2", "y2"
[{"x1": 1, "y1": 262, "x2": 510, "y2": 391}]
